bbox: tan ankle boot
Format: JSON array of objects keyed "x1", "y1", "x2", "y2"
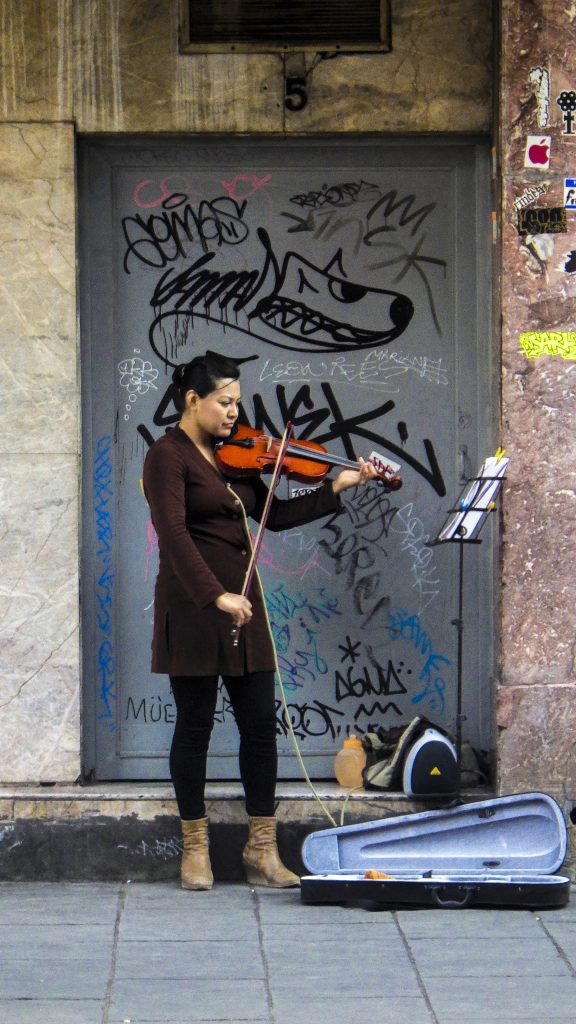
[
  {"x1": 243, "y1": 816, "x2": 300, "y2": 888},
  {"x1": 180, "y1": 817, "x2": 213, "y2": 890}
]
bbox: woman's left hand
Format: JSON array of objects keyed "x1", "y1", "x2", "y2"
[{"x1": 331, "y1": 458, "x2": 380, "y2": 495}]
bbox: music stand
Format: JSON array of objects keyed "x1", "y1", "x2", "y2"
[{"x1": 432, "y1": 452, "x2": 509, "y2": 804}]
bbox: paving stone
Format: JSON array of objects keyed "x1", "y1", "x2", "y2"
[
  {"x1": 264, "y1": 937, "x2": 417, "y2": 997},
  {"x1": 0, "y1": 957, "x2": 109, "y2": 1000},
  {"x1": 0, "y1": 923, "x2": 115, "y2": 959},
  {"x1": 0, "y1": 882, "x2": 121, "y2": 925},
  {"x1": 125, "y1": 881, "x2": 255, "y2": 907},
  {"x1": 273, "y1": 994, "x2": 434, "y2": 1024},
  {"x1": 396, "y1": 907, "x2": 543, "y2": 938},
  {"x1": 119, "y1": 909, "x2": 259, "y2": 942},
  {"x1": 424, "y1": 973, "x2": 576, "y2": 1020},
  {"x1": 114, "y1": 939, "x2": 265, "y2": 980},
  {"x1": 109, "y1": 978, "x2": 269, "y2": 1021},
  {"x1": 539, "y1": 904, "x2": 576, "y2": 924},
  {"x1": 256, "y1": 889, "x2": 397, "y2": 925},
  {"x1": 268, "y1": 965, "x2": 421, "y2": 998},
  {"x1": 406, "y1": 934, "x2": 572, "y2": 977},
  {"x1": 0, "y1": 999, "x2": 102, "y2": 1024},
  {"x1": 263, "y1": 921, "x2": 402, "y2": 948}
]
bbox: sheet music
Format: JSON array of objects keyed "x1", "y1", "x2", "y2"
[{"x1": 437, "y1": 452, "x2": 509, "y2": 542}]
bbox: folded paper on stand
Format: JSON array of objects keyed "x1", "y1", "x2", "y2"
[{"x1": 438, "y1": 453, "x2": 509, "y2": 542}]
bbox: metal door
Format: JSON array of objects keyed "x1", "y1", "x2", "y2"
[{"x1": 79, "y1": 136, "x2": 493, "y2": 780}]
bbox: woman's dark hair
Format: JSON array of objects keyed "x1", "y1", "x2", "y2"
[{"x1": 171, "y1": 351, "x2": 240, "y2": 412}]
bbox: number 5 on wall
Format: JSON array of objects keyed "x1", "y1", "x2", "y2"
[{"x1": 285, "y1": 75, "x2": 308, "y2": 111}]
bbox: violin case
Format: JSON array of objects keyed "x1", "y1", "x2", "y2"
[{"x1": 300, "y1": 792, "x2": 571, "y2": 909}]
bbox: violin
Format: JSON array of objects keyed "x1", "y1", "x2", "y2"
[{"x1": 215, "y1": 424, "x2": 402, "y2": 490}]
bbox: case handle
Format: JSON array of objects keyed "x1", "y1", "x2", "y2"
[{"x1": 430, "y1": 885, "x2": 478, "y2": 909}]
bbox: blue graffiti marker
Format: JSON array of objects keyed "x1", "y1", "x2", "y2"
[
  {"x1": 386, "y1": 607, "x2": 450, "y2": 714},
  {"x1": 94, "y1": 435, "x2": 116, "y2": 730},
  {"x1": 265, "y1": 583, "x2": 339, "y2": 691}
]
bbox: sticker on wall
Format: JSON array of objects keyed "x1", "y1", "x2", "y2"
[
  {"x1": 564, "y1": 179, "x2": 576, "y2": 208},
  {"x1": 564, "y1": 250, "x2": 576, "y2": 272},
  {"x1": 556, "y1": 91, "x2": 576, "y2": 135},
  {"x1": 517, "y1": 207, "x2": 567, "y2": 235},
  {"x1": 513, "y1": 183, "x2": 550, "y2": 211},
  {"x1": 529, "y1": 66, "x2": 550, "y2": 128},
  {"x1": 519, "y1": 331, "x2": 576, "y2": 359},
  {"x1": 527, "y1": 235, "x2": 554, "y2": 264},
  {"x1": 524, "y1": 136, "x2": 551, "y2": 169}
]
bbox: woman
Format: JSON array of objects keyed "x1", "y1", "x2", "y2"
[{"x1": 143, "y1": 350, "x2": 380, "y2": 890}]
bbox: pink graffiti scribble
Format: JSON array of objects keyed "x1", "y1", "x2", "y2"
[
  {"x1": 257, "y1": 539, "x2": 329, "y2": 581},
  {"x1": 133, "y1": 177, "x2": 189, "y2": 209},
  {"x1": 221, "y1": 173, "x2": 272, "y2": 202},
  {"x1": 144, "y1": 519, "x2": 158, "y2": 582}
]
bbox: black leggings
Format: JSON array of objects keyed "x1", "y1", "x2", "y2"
[{"x1": 169, "y1": 672, "x2": 277, "y2": 820}]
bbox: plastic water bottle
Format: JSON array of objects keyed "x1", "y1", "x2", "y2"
[{"x1": 334, "y1": 735, "x2": 366, "y2": 788}]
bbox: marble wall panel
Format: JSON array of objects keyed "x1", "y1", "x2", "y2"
[
  {"x1": 68, "y1": 0, "x2": 491, "y2": 135},
  {"x1": 0, "y1": 0, "x2": 73, "y2": 122},
  {"x1": 1, "y1": 0, "x2": 491, "y2": 134},
  {"x1": 71, "y1": 0, "x2": 281, "y2": 133},
  {"x1": 286, "y1": 0, "x2": 492, "y2": 133},
  {"x1": 0, "y1": 123, "x2": 77, "y2": 454},
  {"x1": 0, "y1": 454, "x2": 80, "y2": 782},
  {"x1": 0, "y1": 120, "x2": 80, "y2": 783}
]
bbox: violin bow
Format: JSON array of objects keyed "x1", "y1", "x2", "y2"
[{"x1": 232, "y1": 420, "x2": 295, "y2": 646}]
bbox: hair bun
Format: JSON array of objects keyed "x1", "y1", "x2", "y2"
[{"x1": 172, "y1": 364, "x2": 187, "y2": 385}]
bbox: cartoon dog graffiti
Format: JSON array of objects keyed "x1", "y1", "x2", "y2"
[
  {"x1": 149, "y1": 228, "x2": 414, "y2": 358},
  {"x1": 252, "y1": 231, "x2": 414, "y2": 351}
]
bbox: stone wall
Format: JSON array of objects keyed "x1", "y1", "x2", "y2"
[
  {"x1": 6, "y1": 0, "x2": 573, "y2": 821},
  {"x1": 497, "y1": 1, "x2": 576, "y2": 808}
]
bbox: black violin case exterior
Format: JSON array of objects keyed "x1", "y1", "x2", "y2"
[{"x1": 300, "y1": 792, "x2": 571, "y2": 909}]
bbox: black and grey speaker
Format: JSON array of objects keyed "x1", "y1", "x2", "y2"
[{"x1": 402, "y1": 727, "x2": 458, "y2": 797}]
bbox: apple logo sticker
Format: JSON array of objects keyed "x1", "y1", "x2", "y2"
[{"x1": 525, "y1": 136, "x2": 551, "y2": 169}]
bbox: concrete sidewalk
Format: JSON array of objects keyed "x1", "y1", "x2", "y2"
[{"x1": 0, "y1": 881, "x2": 575, "y2": 1024}]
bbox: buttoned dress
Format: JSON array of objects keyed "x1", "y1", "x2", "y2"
[{"x1": 143, "y1": 425, "x2": 343, "y2": 677}]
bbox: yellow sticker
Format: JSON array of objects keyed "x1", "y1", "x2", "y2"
[
  {"x1": 519, "y1": 331, "x2": 576, "y2": 359},
  {"x1": 430, "y1": 766, "x2": 441, "y2": 776}
]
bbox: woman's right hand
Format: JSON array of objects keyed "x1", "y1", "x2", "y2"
[{"x1": 215, "y1": 592, "x2": 253, "y2": 628}]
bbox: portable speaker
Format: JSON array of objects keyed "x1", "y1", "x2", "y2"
[{"x1": 402, "y1": 728, "x2": 458, "y2": 797}]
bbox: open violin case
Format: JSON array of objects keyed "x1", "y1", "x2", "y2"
[{"x1": 300, "y1": 792, "x2": 571, "y2": 909}]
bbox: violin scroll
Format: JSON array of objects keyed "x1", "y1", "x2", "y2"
[{"x1": 368, "y1": 450, "x2": 402, "y2": 490}]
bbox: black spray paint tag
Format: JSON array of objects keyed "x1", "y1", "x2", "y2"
[{"x1": 517, "y1": 207, "x2": 567, "y2": 235}]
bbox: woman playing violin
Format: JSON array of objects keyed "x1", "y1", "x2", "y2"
[{"x1": 143, "y1": 350, "x2": 380, "y2": 891}]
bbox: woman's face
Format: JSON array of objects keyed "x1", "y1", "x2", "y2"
[{"x1": 188, "y1": 377, "x2": 241, "y2": 439}]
